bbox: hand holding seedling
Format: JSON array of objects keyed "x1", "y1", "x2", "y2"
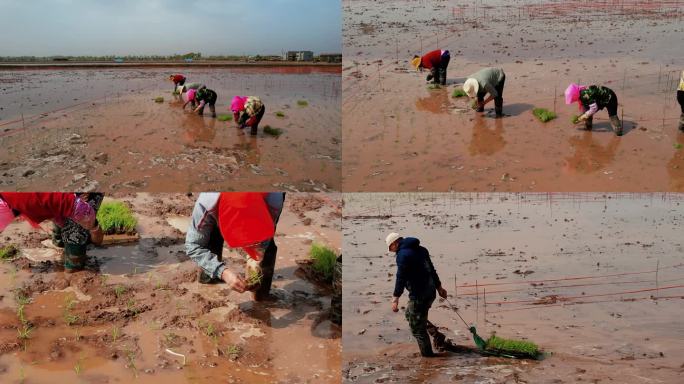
[{"x1": 221, "y1": 269, "x2": 246, "y2": 293}]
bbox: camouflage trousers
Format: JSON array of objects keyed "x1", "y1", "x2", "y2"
[
  {"x1": 405, "y1": 295, "x2": 436, "y2": 356},
  {"x1": 330, "y1": 255, "x2": 342, "y2": 325}
]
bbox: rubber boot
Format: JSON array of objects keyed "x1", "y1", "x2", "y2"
[
  {"x1": 52, "y1": 223, "x2": 64, "y2": 248},
  {"x1": 330, "y1": 255, "x2": 342, "y2": 325},
  {"x1": 250, "y1": 125, "x2": 258, "y2": 136},
  {"x1": 494, "y1": 97, "x2": 503, "y2": 118},
  {"x1": 198, "y1": 271, "x2": 223, "y2": 284},
  {"x1": 64, "y1": 243, "x2": 87, "y2": 273},
  {"x1": 679, "y1": 113, "x2": 684, "y2": 132},
  {"x1": 610, "y1": 115, "x2": 623, "y2": 136},
  {"x1": 584, "y1": 116, "x2": 593, "y2": 131},
  {"x1": 253, "y1": 241, "x2": 276, "y2": 301},
  {"x1": 416, "y1": 335, "x2": 435, "y2": 357}
]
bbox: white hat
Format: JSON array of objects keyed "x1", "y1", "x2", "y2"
[
  {"x1": 385, "y1": 232, "x2": 401, "y2": 248},
  {"x1": 463, "y1": 78, "x2": 479, "y2": 98}
]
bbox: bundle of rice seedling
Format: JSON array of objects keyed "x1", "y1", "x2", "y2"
[{"x1": 532, "y1": 108, "x2": 557, "y2": 122}]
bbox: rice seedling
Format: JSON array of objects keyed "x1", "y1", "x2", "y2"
[
  {"x1": 224, "y1": 345, "x2": 242, "y2": 361},
  {"x1": 17, "y1": 304, "x2": 26, "y2": 324},
  {"x1": 297, "y1": 100, "x2": 309, "y2": 107},
  {"x1": 74, "y1": 358, "x2": 83, "y2": 375},
  {"x1": 532, "y1": 108, "x2": 557, "y2": 123},
  {"x1": 17, "y1": 324, "x2": 32, "y2": 340},
  {"x1": 452, "y1": 89, "x2": 467, "y2": 98},
  {"x1": 674, "y1": 143, "x2": 683, "y2": 150},
  {"x1": 217, "y1": 114, "x2": 233, "y2": 121},
  {"x1": 114, "y1": 285, "x2": 127, "y2": 298},
  {"x1": 310, "y1": 243, "x2": 338, "y2": 282},
  {"x1": 263, "y1": 125, "x2": 283, "y2": 137},
  {"x1": 246, "y1": 267, "x2": 263, "y2": 287},
  {"x1": 97, "y1": 201, "x2": 138, "y2": 235},
  {"x1": 485, "y1": 334, "x2": 539, "y2": 357},
  {"x1": 427, "y1": 84, "x2": 441, "y2": 90},
  {"x1": 571, "y1": 114, "x2": 581, "y2": 124},
  {"x1": 471, "y1": 99, "x2": 480, "y2": 110},
  {"x1": 154, "y1": 97, "x2": 164, "y2": 103},
  {"x1": 111, "y1": 326, "x2": 120, "y2": 342},
  {"x1": 0, "y1": 245, "x2": 19, "y2": 260},
  {"x1": 275, "y1": 111, "x2": 286, "y2": 118},
  {"x1": 125, "y1": 349, "x2": 139, "y2": 377}
]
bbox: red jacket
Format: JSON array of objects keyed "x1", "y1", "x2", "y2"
[
  {"x1": 172, "y1": 74, "x2": 185, "y2": 83},
  {"x1": 420, "y1": 50, "x2": 443, "y2": 69}
]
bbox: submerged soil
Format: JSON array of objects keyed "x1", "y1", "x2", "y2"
[
  {"x1": 342, "y1": 0, "x2": 684, "y2": 191},
  {"x1": 0, "y1": 192, "x2": 341, "y2": 383},
  {"x1": 343, "y1": 193, "x2": 684, "y2": 383},
  {"x1": 0, "y1": 66, "x2": 341, "y2": 192}
]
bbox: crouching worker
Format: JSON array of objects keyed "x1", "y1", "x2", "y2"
[
  {"x1": 231, "y1": 96, "x2": 265, "y2": 135},
  {"x1": 411, "y1": 49, "x2": 450, "y2": 86},
  {"x1": 0, "y1": 192, "x2": 104, "y2": 272},
  {"x1": 169, "y1": 74, "x2": 186, "y2": 93},
  {"x1": 185, "y1": 192, "x2": 285, "y2": 301},
  {"x1": 565, "y1": 83, "x2": 622, "y2": 136},
  {"x1": 192, "y1": 88, "x2": 218, "y2": 117},
  {"x1": 386, "y1": 233, "x2": 448, "y2": 357},
  {"x1": 178, "y1": 83, "x2": 206, "y2": 105},
  {"x1": 463, "y1": 67, "x2": 506, "y2": 118}
]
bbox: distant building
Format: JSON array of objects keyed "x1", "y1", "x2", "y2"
[
  {"x1": 283, "y1": 51, "x2": 314, "y2": 62},
  {"x1": 319, "y1": 53, "x2": 342, "y2": 63}
]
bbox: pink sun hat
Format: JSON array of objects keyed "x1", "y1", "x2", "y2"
[
  {"x1": 0, "y1": 199, "x2": 14, "y2": 232},
  {"x1": 564, "y1": 83, "x2": 582, "y2": 105},
  {"x1": 186, "y1": 88, "x2": 197, "y2": 101},
  {"x1": 231, "y1": 96, "x2": 247, "y2": 113}
]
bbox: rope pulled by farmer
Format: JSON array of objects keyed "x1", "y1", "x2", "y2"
[
  {"x1": 565, "y1": 83, "x2": 623, "y2": 136},
  {"x1": 411, "y1": 49, "x2": 450, "y2": 86},
  {"x1": 386, "y1": 233, "x2": 448, "y2": 357}
]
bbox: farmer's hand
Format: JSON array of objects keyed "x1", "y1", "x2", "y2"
[
  {"x1": 391, "y1": 297, "x2": 399, "y2": 312},
  {"x1": 437, "y1": 286, "x2": 448, "y2": 299},
  {"x1": 578, "y1": 114, "x2": 588, "y2": 121},
  {"x1": 221, "y1": 269, "x2": 247, "y2": 293}
]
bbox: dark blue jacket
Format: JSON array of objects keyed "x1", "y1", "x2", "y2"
[{"x1": 393, "y1": 237, "x2": 441, "y2": 300}]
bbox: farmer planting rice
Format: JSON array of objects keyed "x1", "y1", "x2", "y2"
[
  {"x1": 565, "y1": 83, "x2": 623, "y2": 136},
  {"x1": 411, "y1": 49, "x2": 450, "y2": 86},
  {"x1": 231, "y1": 95, "x2": 266, "y2": 135},
  {"x1": 185, "y1": 192, "x2": 285, "y2": 301},
  {"x1": 677, "y1": 70, "x2": 684, "y2": 132},
  {"x1": 192, "y1": 87, "x2": 218, "y2": 117},
  {"x1": 0, "y1": 192, "x2": 104, "y2": 272},
  {"x1": 463, "y1": 67, "x2": 506, "y2": 118},
  {"x1": 168, "y1": 74, "x2": 186, "y2": 92},
  {"x1": 386, "y1": 232, "x2": 448, "y2": 357}
]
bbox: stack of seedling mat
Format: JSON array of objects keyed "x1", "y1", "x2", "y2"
[{"x1": 97, "y1": 200, "x2": 140, "y2": 245}]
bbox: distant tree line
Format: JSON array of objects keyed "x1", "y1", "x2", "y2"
[{"x1": 0, "y1": 53, "x2": 279, "y2": 62}]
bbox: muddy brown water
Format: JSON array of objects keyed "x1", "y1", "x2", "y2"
[
  {"x1": 0, "y1": 193, "x2": 342, "y2": 383},
  {"x1": 0, "y1": 67, "x2": 341, "y2": 192},
  {"x1": 343, "y1": 193, "x2": 684, "y2": 383},
  {"x1": 342, "y1": 0, "x2": 684, "y2": 191}
]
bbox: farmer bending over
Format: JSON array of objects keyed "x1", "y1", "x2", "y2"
[
  {"x1": 386, "y1": 233, "x2": 448, "y2": 357},
  {"x1": 185, "y1": 192, "x2": 285, "y2": 301},
  {"x1": 0, "y1": 192, "x2": 104, "y2": 272},
  {"x1": 169, "y1": 74, "x2": 186, "y2": 93},
  {"x1": 463, "y1": 67, "x2": 506, "y2": 118},
  {"x1": 191, "y1": 88, "x2": 218, "y2": 117},
  {"x1": 565, "y1": 83, "x2": 622, "y2": 136},
  {"x1": 231, "y1": 96, "x2": 266, "y2": 136},
  {"x1": 411, "y1": 49, "x2": 450, "y2": 86}
]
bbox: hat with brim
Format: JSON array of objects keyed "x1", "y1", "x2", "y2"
[
  {"x1": 385, "y1": 232, "x2": 401, "y2": 249},
  {"x1": 411, "y1": 57, "x2": 421, "y2": 70},
  {"x1": 463, "y1": 78, "x2": 479, "y2": 98}
]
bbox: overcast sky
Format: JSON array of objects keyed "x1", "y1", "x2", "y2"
[{"x1": 0, "y1": 0, "x2": 341, "y2": 56}]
